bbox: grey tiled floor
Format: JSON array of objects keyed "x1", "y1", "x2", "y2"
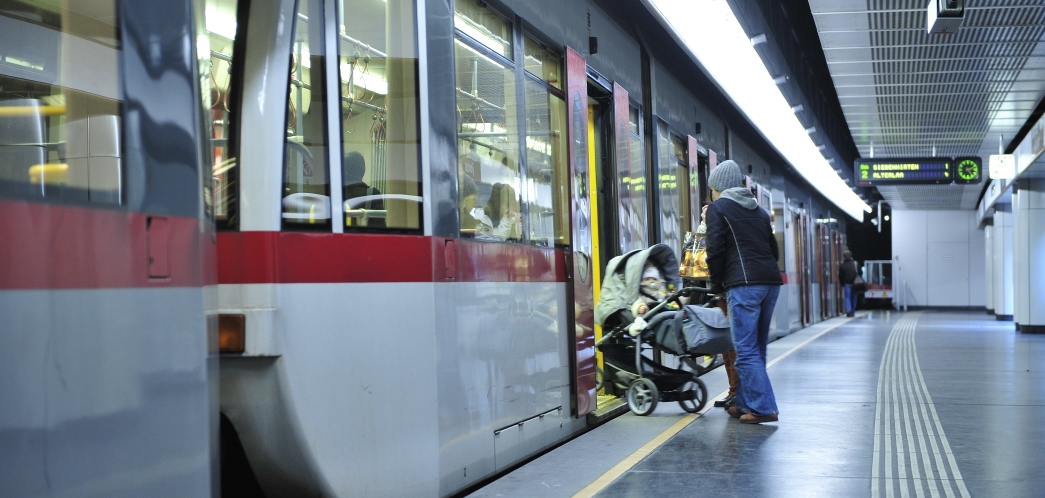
[{"x1": 469, "y1": 310, "x2": 1045, "y2": 498}]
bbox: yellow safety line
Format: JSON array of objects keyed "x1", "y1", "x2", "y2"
[
  {"x1": 572, "y1": 311, "x2": 868, "y2": 497},
  {"x1": 572, "y1": 413, "x2": 698, "y2": 498}
]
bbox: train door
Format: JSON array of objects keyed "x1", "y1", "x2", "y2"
[
  {"x1": 818, "y1": 222, "x2": 829, "y2": 320},
  {"x1": 792, "y1": 209, "x2": 812, "y2": 326},
  {"x1": 564, "y1": 47, "x2": 598, "y2": 416},
  {"x1": 833, "y1": 231, "x2": 845, "y2": 316}
]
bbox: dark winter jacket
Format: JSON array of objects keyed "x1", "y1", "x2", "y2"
[
  {"x1": 343, "y1": 183, "x2": 385, "y2": 227},
  {"x1": 839, "y1": 258, "x2": 859, "y2": 285},
  {"x1": 705, "y1": 187, "x2": 783, "y2": 293}
]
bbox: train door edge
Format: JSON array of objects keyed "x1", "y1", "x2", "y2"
[{"x1": 564, "y1": 46, "x2": 596, "y2": 418}]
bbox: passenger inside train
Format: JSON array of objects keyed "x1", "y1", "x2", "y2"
[
  {"x1": 342, "y1": 150, "x2": 385, "y2": 227},
  {"x1": 473, "y1": 182, "x2": 521, "y2": 241}
]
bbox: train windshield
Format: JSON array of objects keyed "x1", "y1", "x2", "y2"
[{"x1": 0, "y1": 1, "x2": 122, "y2": 205}]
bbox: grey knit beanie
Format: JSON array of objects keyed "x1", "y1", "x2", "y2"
[{"x1": 707, "y1": 160, "x2": 744, "y2": 192}]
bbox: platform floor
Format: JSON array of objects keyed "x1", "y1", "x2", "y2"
[{"x1": 467, "y1": 310, "x2": 1045, "y2": 498}]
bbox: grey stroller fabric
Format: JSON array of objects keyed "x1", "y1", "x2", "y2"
[
  {"x1": 595, "y1": 244, "x2": 682, "y2": 327},
  {"x1": 651, "y1": 305, "x2": 733, "y2": 357}
]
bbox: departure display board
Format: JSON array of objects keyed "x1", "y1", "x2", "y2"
[{"x1": 855, "y1": 158, "x2": 953, "y2": 186}]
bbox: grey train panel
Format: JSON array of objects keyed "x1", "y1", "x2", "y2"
[
  {"x1": 729, "y1": 136, "x2": 772, "y2": 184},
  {"x1": 120, "y1": 0, "x2": 208, "y2": 217},
  {"x1": 0, "y1": 288, "x2": 213, "y2": 497},
  {"x1": 435, "y1": 282, "x2": 579, "y2": 495},
  {"x1": 502, "y1": 0, "x2": 642, "y2": 98},
  {"x1": 650, "y1": 59, "x2": 725, "y2": 153}
]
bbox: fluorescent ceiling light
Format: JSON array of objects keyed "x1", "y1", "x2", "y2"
[
  {"x1": 205, "y1": 7, "x2": 237, "y2": 40},
  {"x1": 644, "y1": 0, "x2": 869, "y2": 220},
  {"x1": 340, "y1": 64, "x2": 388, "y2": 94}
]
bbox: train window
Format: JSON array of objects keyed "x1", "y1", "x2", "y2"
[
  {"x1": 336, "y1": 0, "x2": 422, "y2": 231},
  {"x1": 199, "y1": 0, "x2": 243, "y2": 230},
  {"x1": 627, "y1": 106, "x2": 647, "y2": 249},
  {"x1": 523, "y1": 35, "x2": 561, "y2": 90},
  {"x1": 523, "y1": 78, "x2": 568, "y2": 247},
  {"x1": 282, "y1": 0, "x2": 331, "y2": 230},
  {"x1": 454, "y1": 0, "x2": 512, "y2": 60},
  {"x1": 0, "y1": 1, "x2": 122, "y2": 205},
  {"x1": 671, "y1": 134, "x2": 692, "y2": 231},
  {"x1": 454, "y1": 37, "x2": 522, "y2": 243},
  {"x1": 656, "y1": 123, "x2": 686, "y2": 256}
]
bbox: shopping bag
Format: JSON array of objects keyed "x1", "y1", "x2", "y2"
[
  {"x1": 853, "y1": 274, "x2": 868, "y2": 293},
  {"x1": 679, "y1": 232, "x2": 709, "y2": 279}
]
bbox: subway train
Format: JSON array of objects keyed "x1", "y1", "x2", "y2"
[
  {"x1": 212, "y1": 0, "x2": 853, "y2": 495},
  {"x1": 0, "y1": 0, "x2": 853, "y2": 496},
  {"x1": 0, "y1": 1, "x2": 219, "y2": 496}
]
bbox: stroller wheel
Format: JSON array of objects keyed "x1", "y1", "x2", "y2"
[
  {"x1": 678, "y1": 375, "x2": 708, "y2": 413},
  {"x1": 626, "y1": 378, "x2": 659, "y2": 416}
]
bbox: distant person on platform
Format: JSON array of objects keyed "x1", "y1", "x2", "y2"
[
  {"x1": 839, "y1": 250, "x2": 860, "y2": 317},
  {"x1": 705, "y1": 160, "x2": 783, "y2": 424},
  {"x1": 343, "y1": 150, "x2": 385, "y2": 228}
]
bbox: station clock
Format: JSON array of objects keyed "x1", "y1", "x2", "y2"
[{"x1": 955, "y1": 157, "x2": 981, "y2": 184}]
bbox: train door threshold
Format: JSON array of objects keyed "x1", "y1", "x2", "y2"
[{"x1": 587, "y1": 395, "x2": 628, "y2": 425}]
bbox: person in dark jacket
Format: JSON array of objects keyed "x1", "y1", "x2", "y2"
[
  {"x1": 705, "y1": 160, "x2": 783, "y2": 424},
  {"x1": 839, "y1": 250, "x2": 860, "y2": 317},
  {"x1": 343, "y1": 150, "x2": 385, "y2": 227}
]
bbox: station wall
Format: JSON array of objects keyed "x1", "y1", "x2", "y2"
[{"x1": 892, "y1": 210, "x2": 986, "y2": 307}]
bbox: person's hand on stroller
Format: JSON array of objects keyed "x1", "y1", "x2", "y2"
[{"x1": 708, "y1": 293, "x2": 729, "y2": 318}]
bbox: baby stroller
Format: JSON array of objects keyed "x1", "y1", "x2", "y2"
[{"x1": 594, "y1": 244, "x2": 734, "y2": 416}]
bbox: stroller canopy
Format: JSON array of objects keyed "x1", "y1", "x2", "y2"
[{"x1": 595, "y1": 244, "x2": 682, "y2": 326}]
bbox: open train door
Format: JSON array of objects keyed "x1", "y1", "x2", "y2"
[{"x1": 564, "y1": 47, "x2": 597, "y2": 417}]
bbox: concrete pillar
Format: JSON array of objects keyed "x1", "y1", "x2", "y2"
[
  {"x1": 1014, "y1": 188, "x2": 1027, "y2": 328},
  {"x1": 985, "y1": 223, "x2": 993, "y2": 314},
  {"x1": 1014, "y1": 178, "x2": 1045, "y2": 333},
  {"x1": 993, "y1": 204, "x2": 1014, "y2": 320}
]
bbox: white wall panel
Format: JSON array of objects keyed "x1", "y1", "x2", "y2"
[
  {"x1": 968, "y1": 213, "x2": 987, "y2": 307},
  {"x1": 927, "y1": 241, "x2": 970, "y2": 306},
  {"x1": 985, "y1": 225, "x2": 994, "y2": 310},
  {"x1": 894, "y1": 210, "x2": 984, "y2": 308},
  {"x1": 892, "y1": 211, "x2": 927, "y2": 306},
  {"x1": 927, "y1": 210, "x2": 972, "y2": 243}
]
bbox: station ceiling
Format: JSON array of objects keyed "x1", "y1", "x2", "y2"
[{"x1": 808, "y1": 0, "x2": 1045, "y2": 210}]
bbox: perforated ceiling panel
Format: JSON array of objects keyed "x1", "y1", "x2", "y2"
[{"x1": 809, "y1": 0, "x2": 1045, "y2": 210}]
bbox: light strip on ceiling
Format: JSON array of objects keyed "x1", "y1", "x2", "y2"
[{"x1": 645, "y1": 0, "x2": 870, "y2": 220}]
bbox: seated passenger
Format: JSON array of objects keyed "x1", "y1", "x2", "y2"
[
  {"x1": 473, "y1": 182, "x2": 521, "y2": 241},
  {"x1": 460, "y1": 173, "x2": 479, "y2": 231},
  {"x1": 342, "y1": 150, "x2": 385, "y2": 227}
]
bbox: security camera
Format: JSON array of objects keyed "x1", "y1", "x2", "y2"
[{"x1": 927, "y1": 0, "x2": 964, "y2": 34}]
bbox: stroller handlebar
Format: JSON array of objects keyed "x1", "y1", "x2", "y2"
[{"x1": 594, "y1": 286, "x2": 722, "y2": 348}]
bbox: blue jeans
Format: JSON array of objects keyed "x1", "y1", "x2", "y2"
[
  {"x1": 844, "y1": 284, "x2": 858, "y2": 314},
  {"x1": 726, "y1": 285, "x2": 781, "y2": 416}
]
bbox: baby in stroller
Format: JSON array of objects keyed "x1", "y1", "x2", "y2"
[{"x1": 594, "y1": 244, "x2": 733, "y2": 416}]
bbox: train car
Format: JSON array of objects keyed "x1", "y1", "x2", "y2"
[
  {"x1": 0, "y1": 0, "x2": 219, "y2": 495},
  {"x1": 206, "y1": 0, "x2": 857, "y2": 496}
]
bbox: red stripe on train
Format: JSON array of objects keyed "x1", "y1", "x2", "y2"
[
  {"x1": 0, "y1": 200, "x2": 207, "y2": 289},
  {"x1": 216, "y1": 232, "x2": 568, "y2": 284}
]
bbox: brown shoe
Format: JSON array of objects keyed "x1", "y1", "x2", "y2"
[
  {"x1": 727, "y1": 406, "x2": 744, "y2": 418},
  {"x1": 739, "y1": 412, "x2": 778, "y2": 424}
]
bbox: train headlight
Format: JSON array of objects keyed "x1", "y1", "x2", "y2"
[{"x1": 219, "y1": 314, "x2": 245, "y2": 354}]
